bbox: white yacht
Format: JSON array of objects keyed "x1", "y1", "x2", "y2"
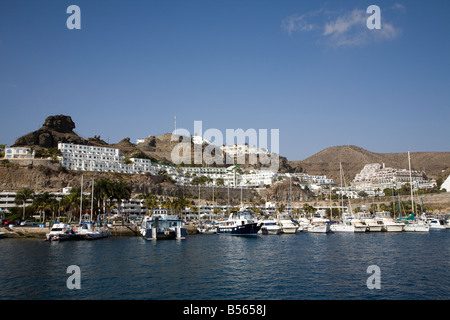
[
  {"x1": 357, "y1": 212, "x2": 382, "y2": 232},
  {"x1": 375, "y1": 212, "x2": 404, "y2": 232},
  {"x1": 403, "y1": 220, "x2": 430, "y2": 232},
  {"x1": 277, "y1": 215, "x2": 298, "y2": 234},
  {"x1": 428, "y1": 218, "x2": 445, "y2": 230},
  {"x1": 296, "y1": 218, "x2": 311, "y2": 232},
  {"x1": 46, "y1": 222, "x2": 80, "y2": 241},
  {"x1": 349, "y1": 218, "x2": 368, "y2": 232},
  {"x1": 259, "y1": 219, "x2": 282, "y2": 235},
  {"x1": 307, "y1": 217, "x2": 330, "y2": 233},
  {"x1": 76, "y1": 221, "x2": 111, "y2": 240},
  {"x1": 330, "y1": 221, "x2": 355, "y2": 233},
  {"x1": 445, "y1": 218, "x2": 450, "y2": 229}
]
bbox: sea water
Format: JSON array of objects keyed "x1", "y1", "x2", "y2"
[{"x1": 0, "y1": 231, "x2": 448, "y2": 300}]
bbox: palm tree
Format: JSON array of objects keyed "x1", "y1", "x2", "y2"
[
  {"x1": 94, "y1": 178, "x2": 114, "y2": 215},
  {"x1": 32, "y1": 192, "x2": 56, "y2": 223},
  {"x1": 171, "y1": 196, "x2": 190, "y2": 219},
  {"x1": 277, "y1": 203, "x2": 286, "y2": 215},
  {"x1": 143, "y1": 193, "x2": 157, "y2": 214},
  {"x1": 15, "y1": 188, "x2": 34, "y2": 220},
  {"x1": 111, "y1": 179, "x2": 131, "y2": 219},
  {"x1": 60, "y1": 188, "x2": 83, "y2": 223}
]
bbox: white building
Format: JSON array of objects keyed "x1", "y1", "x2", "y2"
[
  {"x1": 57, "y1": 143, "x2": 275, "y2": 188},
  {"x1": 4, "y1": 147, "x2": 35, "y2": 159},
  {"x1": 353, "y1": 163, "x2": 431, "y2": 191},
  {"x1": 220, "y1": 144, "x2": 269, "y2": 156}
]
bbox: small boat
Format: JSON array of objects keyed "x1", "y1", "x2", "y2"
[
  {"x1": 429, "y1": 218, "x2": 445, "y2": 230},
  {"x1": 46, "y1": 222, "x2": 81, "y2": 241},
  {"x1": 403, "y1": 221, "x2": 430, "y2": 232},
  {"x1": 375, "y1": 211, "x2": 404, "y2": 232},
  {"x1": 217, "y1": 210, "x2": 261, "y2": 236},
  {"x1": 357, "y1": 212, "x2": 382, "y2": 232},
  {"x1": 296, "y1": 218, "x2": 310, "y2": 232},
  {"x1": 331, "y1": 221, "x2": 355, "y2": 233},
  {"x1": 76, "y1": 221, "x2": 111, "y2": 240},
  {"x1": 445, "y1": 218, "x2": 450, "y2": 229},
  {"x1": 259, "y1": 219, "x2": 282, "y2": 235},
  {"x1": 140, "y1": 211, "x2": 186, "y2": 240},
  {"x1": 197, "y1": 222, "x2": 217, "y2": 234},
  {"x1": 307, "y1": 218, "x2": 330, "y2": 233},
  {"x1": 277, "y1": 215, "x2": 298, "y2": 234},
  {"x1": 349, "y1": 218, "x2": 367, "y2": 232}
]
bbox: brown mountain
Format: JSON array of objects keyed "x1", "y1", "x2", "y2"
[{"x1": 289, "y1": 145, "x2": 450, "y2": 183}]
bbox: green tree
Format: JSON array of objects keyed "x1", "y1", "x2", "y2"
[
  {"x1": 32, "y1": 192, "x2": 58, "y2": 222},
  {"x1": 15, "y1": 188, "x2": 34, "y2": 220}
]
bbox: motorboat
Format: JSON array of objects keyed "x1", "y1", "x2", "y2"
[
  {"x1": 259, "y1": 219, "x2": 282, "y2": 235},
  {"x1": 46, "y1": 222, "x2": 81, "y2": 241},
  {"x1": 330, "y1": 221, "x2": 355, "y2": 233},
  {"x1": 403, "y1": 220, "x2": 430, "y2": 232},
  {"x1": 364, "y1": 218, "x2": 383, "y2": 232},
  {"x1": 76, "y1": 221, "x2": 111, "y2": 240},
  {"x1": 197, "y1": 221, "x2": 217, "y2": 234},
  {"x1": 356, "y1": 212, "x2": 382, "y2": 232},
  {"x1": 375, "y1": 211, "x2": 404, "y2": 232},
  {"x1": 296, "y1": 218, "x2": 310, "y2": 232},
  {"x1": 445, "y1": 218, "x2": 450, "y2": 229},
  {"x1": 349, "y1": 218, "x2": 367, "y2": 232},
  {"x1": 217, "y1": 210, "x2": 261, "y2": 236},
  {"x1": 277, "y1": 215, "x2": 298, "y2": 234},
  {"x1": 140, "y1": 212, "x2": 186, "y2": 240},
  {"x1": 428, "y1": 218, "x2": 445, "y2": 230},
  {"x1": 307, "y1": 217, "x2": 330, "y2": 233}
]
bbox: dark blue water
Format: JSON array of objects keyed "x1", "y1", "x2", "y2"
[{"x1": 1, "y1": 231, "x2": 449, "y2": 300}]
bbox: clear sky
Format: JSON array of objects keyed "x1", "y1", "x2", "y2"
[{"x1": 0, "y1": 0, "x2": 449, "y2": 161}]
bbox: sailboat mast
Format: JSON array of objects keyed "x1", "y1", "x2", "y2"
[
  {"x1": 408, "y1": 151, "x2": 414, "y2": 215},
  {"x1": 80, "y1": 175, "x2": 83, "y2": 219},
  {"x1": 288, "y1": 174, "x2": 291, "y2": 215},
  {"x1": 340, "y1": 162, "x2": 344, "y2": 219},
  {"x1": 91, "y1": 179, "x2": 94, "y2": 222}
]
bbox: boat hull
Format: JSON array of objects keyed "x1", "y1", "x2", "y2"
[
  {"x1": 331, "y1": 224, "x2": 354, "y2": 233},
  {"x1": 217, "y1": 223, "x2": 261, "y2": 236},
  {"x1": 366, "y1": 225, "x2": 383, "y2": 232},
  {"x1": 404, "y1": 224, "x2": 429, "y2": 232},
  {"x1": 261, "y1": 226, "x2": 282, "y2": 235},
  {"x1": 308, "y1": 225, "x2": 330, "y2": 233},
  {"x1": 384, "y1": 224, "x2": 404, "y2": 232}
]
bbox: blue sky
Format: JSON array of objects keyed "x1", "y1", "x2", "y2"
[{"x1": 0, "y1": 0, "x2": 449, "y2": 161}]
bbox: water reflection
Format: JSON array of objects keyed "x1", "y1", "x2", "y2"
[{"x1": 0, "y1": 231, "x2": 449, "y2": 300}]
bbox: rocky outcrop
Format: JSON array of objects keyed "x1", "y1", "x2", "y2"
[{"x1": 12, "y1": 115, "x2": 87, "y2": 149}]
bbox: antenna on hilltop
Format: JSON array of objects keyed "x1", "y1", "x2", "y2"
[{"x1": 174, "y1": 115, "x2": 176, "y2": 133}]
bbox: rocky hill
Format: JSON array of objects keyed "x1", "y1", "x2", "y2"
[
  {"x1": 7, "y1": 115, "x2": 450, "y2": 182},
  {"x1": 288, "y1": 145, "x2": 450, "y2": 183},
  {"x1": 12, "y1": 115, "x2": 88, "y2": 149}
]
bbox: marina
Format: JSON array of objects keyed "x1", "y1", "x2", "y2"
[{"x1": 0, "y1": 230, "x2": 448, "y2": 300}]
